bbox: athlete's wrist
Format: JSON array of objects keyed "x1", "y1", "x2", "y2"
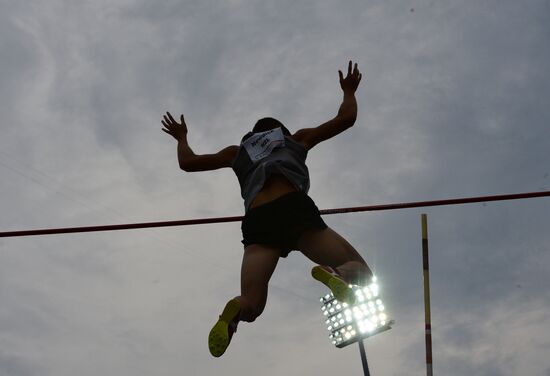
[
  {"x1": 176, "y1": 133, "x2": 189, "y2": 143},
  {"x1": 342, "y1": 90, "x2": 356, "y2": 97}
]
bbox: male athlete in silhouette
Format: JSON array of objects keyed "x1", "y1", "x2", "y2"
[{"x1": 162, "y1": 61, "x2": 373, "y2": 357}]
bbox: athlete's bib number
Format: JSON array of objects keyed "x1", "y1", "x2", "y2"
[{"x1": 242, "y1": 127, "x2": 285, "y2": 161}]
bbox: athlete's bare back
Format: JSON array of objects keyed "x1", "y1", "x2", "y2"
[{"x1": 250, "y1": 171, "x2": 299, "y2": 208}]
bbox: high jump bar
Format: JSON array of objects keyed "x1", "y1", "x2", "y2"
[{"x1": 1, "y1": 190, "x2": 549, "y2": 238}]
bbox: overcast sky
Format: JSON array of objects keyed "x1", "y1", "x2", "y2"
[{"x1": 1, "y1": 0, "x2": 550, "y2": 375}]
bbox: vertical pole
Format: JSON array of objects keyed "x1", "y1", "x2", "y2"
[
  {"x1": 421, "y1": 214, "x2": 433, "y2": 376},
  {"x1": 358, "y1": 339, "x2": 371, "y2": 376}
]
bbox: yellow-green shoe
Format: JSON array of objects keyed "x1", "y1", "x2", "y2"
[
  {"x1": 311, "y1": 265, "x2": 356, "y2": 305},
  {"x1": 208, "y1": 299, "x2": 241, "y2": 357}
]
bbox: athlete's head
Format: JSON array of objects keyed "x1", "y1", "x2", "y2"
[{"x1": 253, "y1": 117, "x2": 291, "y2": 136}]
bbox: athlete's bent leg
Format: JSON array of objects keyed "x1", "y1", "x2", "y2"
[
  {"x1": 296, "y1": 227, "x2": 373, "y2": 286},
  {"x1": 209, "y1": 244, "x2": 280, "y2": 357},
  {"x1": 234, "y1": 244, "x2": 280, "y2": 322}
]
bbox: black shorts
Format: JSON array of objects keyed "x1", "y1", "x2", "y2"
[{"x1": 241, "y1": 191, "x2": 328, "y2": 258}]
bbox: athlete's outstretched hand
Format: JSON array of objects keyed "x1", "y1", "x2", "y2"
[
  {"x1": 339, "y1": 61, "x2": 362, "y2": 94},
  {"x1": 162, "y1": 112, "x2": 188, "y2": 141}
]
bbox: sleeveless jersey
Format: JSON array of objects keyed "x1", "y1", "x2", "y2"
[{"x1": 232, "y1": 127, "x2": 310, "y2": 210}]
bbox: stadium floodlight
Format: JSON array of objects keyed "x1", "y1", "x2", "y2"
[{"x1": 319, "y1": 276, "x2": 393, "y2": 348}]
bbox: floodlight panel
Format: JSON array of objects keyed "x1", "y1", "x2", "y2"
[{"x1": 319, "y1": 278, "x2": 393, "y2": 348}]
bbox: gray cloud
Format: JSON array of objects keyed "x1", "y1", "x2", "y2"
[{"x1": 1, "y1": 0, "x2": 549, "y2": 375}]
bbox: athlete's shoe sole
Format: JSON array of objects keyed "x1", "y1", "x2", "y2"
[
  {"x1": 311, "y1": 266, "x2": 356, "y2": 305},
  {"x1": 208, "y1": 299, "x2": 241, "y2": 357}
]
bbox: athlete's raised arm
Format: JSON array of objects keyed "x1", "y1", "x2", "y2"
[
  {"x1": 293, "y1": 61, "x2": 362, "y2": 150},
  {"x1": 162, "y1": 112, "x2": 238, "y2": 172}
]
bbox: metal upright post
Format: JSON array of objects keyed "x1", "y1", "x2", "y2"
[{"x1": 358, "y1": 339, "x2": 371, "y2": 376}]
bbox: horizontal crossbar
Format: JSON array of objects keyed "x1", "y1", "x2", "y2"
[{"x1": 1, "y1": 190, "x2": 549, "y2": 238}]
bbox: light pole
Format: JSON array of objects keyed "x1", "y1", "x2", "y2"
[
  {"x1": 358, "y1": 338, "x2": 370, "y2": 376},
  {"x1": 319, "y1": 277, "x2": 393, "y2": 375}
]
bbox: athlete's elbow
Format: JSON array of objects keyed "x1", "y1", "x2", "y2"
[
  {"x1": 339, "y1": 114, "x2": 357, "y2": 128},
  {"x1": 180, "y1": 164, "x2": 200, "y2": 172},
  {"x1": 347, "y1": 116, "x2": 357, "y2": 128},
  {"x1": 179, "y1": 160, "x2": 194, "y2": 172}
]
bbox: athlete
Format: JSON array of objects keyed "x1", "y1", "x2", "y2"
[{"x1": 161, "y1": 61, "x2": 373, "y2": 357}]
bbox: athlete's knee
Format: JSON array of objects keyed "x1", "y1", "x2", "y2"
[
  {"x1": 336, "y1": 260, "x2": 373, "y2": 286},
  {"x1": 247, "y1": 305, "x2": 265, "y2": 322},
  {"x1": 241, "y1": 305, "x2": 264, "y2": 323},
  {"x1": 337, "y1": 259, "x2": 368, "y2": 271},
  {"x1": 235, "y1": 296, "x2": 266, "y2": 323}
]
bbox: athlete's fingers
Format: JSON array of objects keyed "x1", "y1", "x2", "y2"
[
  {"x1": 338, "y1": 70, "x2": 344, "y2": 82},
  {"x1": 166, "y1": 112, "x2": 177, "y2": 124},
  {"x1": 347, "y1": 60, "x2": 352, "y2": 76},
  {"x1": 180, "y1": 114, "x2": 185, "y2": 124}
]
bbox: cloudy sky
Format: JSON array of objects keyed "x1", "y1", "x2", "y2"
[{"x1": 1, "y1": 0, "x2": 550, "y2": 375}]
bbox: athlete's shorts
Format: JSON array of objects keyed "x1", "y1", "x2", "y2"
[{"x1": 241, "y1": 191, "x2": 328, "y2": 258}]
